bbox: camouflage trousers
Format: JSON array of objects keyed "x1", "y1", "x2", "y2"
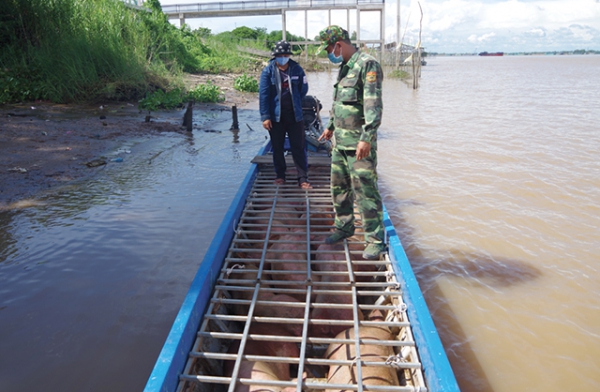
[{"x1": 330, "y1": 147, "x2": 384, "y2": 245}]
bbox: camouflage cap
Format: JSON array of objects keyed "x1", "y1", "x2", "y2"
[{"x1": 316, "y1": 25, "x2": 350, "y2": 54}]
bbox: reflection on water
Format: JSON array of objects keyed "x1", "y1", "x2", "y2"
[{"x1": 2, "y1": 57, "x2": 600, "y2": 392}]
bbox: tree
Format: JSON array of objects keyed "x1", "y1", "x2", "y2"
[
  {"x1": 146, "y1": 0, "x2": 162, "y2": 12},
  {"x1": 232, "y1": 26, "x2": 258, "y2": 39},
  {"x1": 194, "y1": 27, "x2": 212, "y2": 38}
]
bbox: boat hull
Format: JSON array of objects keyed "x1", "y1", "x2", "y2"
[{"x1": 144, "y1": 141, "x2": 459, "y2": 392}]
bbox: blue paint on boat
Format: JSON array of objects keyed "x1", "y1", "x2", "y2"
[{"x1": 384, "y1": 207, "x2": 460, "y2": 391}]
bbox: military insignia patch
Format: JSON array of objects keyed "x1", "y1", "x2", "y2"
[{"x1": 366, "y1": 71, "x2": 377, "y2": 82}]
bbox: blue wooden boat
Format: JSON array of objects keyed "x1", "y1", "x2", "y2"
[{"x1": 144, "y1": 140, "x2": 459, "y2": 392}]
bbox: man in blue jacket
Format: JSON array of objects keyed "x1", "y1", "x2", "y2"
[{"x1": 260, "y1": 40, "x2": 311, "y2": 189}]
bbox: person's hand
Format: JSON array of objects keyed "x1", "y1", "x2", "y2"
[
  {"x1": 356, "y1": 141, "x2": 371, "y2": 160},
  {"x1": 318, "y1": 128, "x2": 333, "y2": 141},
  {"x1": 263, "y1": 119, "x2": 272, "y2": 131}
]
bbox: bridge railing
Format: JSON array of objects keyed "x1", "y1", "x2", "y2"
[{"x1": 163, "y1": 0, "x2": 383, "y2": 14}]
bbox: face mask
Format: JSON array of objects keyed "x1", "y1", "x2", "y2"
[
  {"x1": 328, "y1": 44, "x2": 343, "y2": 64},
  {"x1": 275, "y1": 57, "x2": 289, "y2": 66}
]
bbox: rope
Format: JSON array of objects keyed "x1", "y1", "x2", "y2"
[
  {"x1": 393, "y1": 303, "x2": 408, "y2": 316},
  {"x1": 226, "y1": 264, "x2": 245, "y2": 277},
  {"x1": 385, "y1": 353, "x2": 407, "y2": 367},
  {"x1": 385, "y1": 269, "x2": 395, "y2": 279}
]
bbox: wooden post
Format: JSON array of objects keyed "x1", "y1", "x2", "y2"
[
  {"x1": 183, "y1": 101, "x2": 193, "y2": 132},
  {"x1": 230, "y1": 105, "x2": 239, "y2": 130}
]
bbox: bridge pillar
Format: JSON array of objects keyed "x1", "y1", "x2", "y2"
[
  {"x1": 380, "y1": 7, "x2": 385, "y2": 61},
  {"x1": 347, "y1": 9, "x2": 350, "y2": 33},
  {"x1": 282, "y1": 9, "x2": 286, "y2": 41},
  {"x1": 179, "y1": 13, "x2": 185, "y2": 27},
  {"x1": 305, "y1": 10, "x2": 308, "y2": 61},
  {"x1": 356, "y1": 11, "x2": 360, "y2": 44}
]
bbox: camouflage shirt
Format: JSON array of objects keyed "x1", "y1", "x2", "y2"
[{"x1": 326, "y1": 51, "x2": 383, "y2": 150}]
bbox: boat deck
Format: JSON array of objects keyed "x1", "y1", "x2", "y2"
[{"x1": 175, "y1": 156, "x2": 428, "y2": 392}]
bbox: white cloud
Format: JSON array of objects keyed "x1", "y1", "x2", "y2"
[
  {"x1": 423, "y1": 0, "x2": 482, "y2": 32},
  {"x1": 568, "y1": 24, "x2": 596, "y2": 42},
  {"x1": 468, "y1": 32, "x2": 497, "y2": 43},
  {"x1": 526, "y1": 28, "x2": 546, "y2": 37},
  {"x1": 159, "y1": 0, "x2": 600, "y2": 52}
]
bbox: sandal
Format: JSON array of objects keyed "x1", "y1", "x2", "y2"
[
  {"x1": 299, "y1": 182, "x2": 312, "y2": 189},
  {"x1": 274, "y1": 178, "x2": 285, "y2": 185}
]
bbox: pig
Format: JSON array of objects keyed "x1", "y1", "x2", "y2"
[
  {"x1": 225, "y1": 263, "x2": 305, "y2": 337},
  {"x1": 323, "y1": 325, "x2": 400, "y2": 391},
  {"x1": 265, "y1": 230, "x2": 312, "y2": 302},
  {"x1": 310, "y1": 240, "x2": 379, "y2": 338},
  {"x1": 224, "y1": 323, "x2": 303, "y2": 392}
]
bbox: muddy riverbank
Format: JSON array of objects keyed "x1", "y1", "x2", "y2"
[{"x1": 0, "y1": 73, "x2": 257, "y2": 208}]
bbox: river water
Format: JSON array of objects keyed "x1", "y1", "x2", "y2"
[{"x1": 1, "y1": 55, "x2": 599, "y2": 391}]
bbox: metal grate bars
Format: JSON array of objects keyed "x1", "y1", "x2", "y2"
[{"x1": 176, "y1": 162, "x2": 427, "y2": 392}]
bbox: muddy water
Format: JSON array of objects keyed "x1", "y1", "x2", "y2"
[
  {"x1": 0, "y1": 106, "x2": 268, "y2": 391},
  {"x1": 311, "y1": 56, "x2": 600, "y2": 391},
  {"x1": 372, "y1": 55, "x2": 598, "y2": 392},
  {"x1": 375, "y1": 55, "x2": 600, "y2": 392},
  {"x1": 2, "y1": 55, "x2": 600, "y2": 392}
]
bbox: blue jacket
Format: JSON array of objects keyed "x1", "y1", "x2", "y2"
[{"x1": 259, "y1": 58, "x2": 308, "y2": 123}]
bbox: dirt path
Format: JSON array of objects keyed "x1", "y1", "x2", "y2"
[{"x1": 0, "y1": 74, "x2": 258, "y2": 207}]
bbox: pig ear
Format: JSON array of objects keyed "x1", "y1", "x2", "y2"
[{"x1": 367, "y1": 309, "x2": 386, "y2": 322}]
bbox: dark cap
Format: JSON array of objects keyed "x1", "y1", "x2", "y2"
[{"x1": 272, "y1": 40, "x2": 293, "y2": 56}]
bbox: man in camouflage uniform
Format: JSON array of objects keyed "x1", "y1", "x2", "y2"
[{"x1": 317, "y1": 25, "x2": 386, "y2": 260}]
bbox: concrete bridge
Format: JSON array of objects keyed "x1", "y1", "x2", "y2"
[{"x1": 161, "y1": 0, "x2": 386, "y2": 55}]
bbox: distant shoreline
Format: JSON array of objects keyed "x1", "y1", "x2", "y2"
[{"x1": 426, "y1": 50, "x2": 599, "y2": 57}]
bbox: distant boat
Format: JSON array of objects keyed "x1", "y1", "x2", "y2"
[{"x1": 479, "y1": 51, "x2": 504, "y2": 56}]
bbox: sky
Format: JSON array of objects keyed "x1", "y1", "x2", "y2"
[{"x1": 158, "y1": 0, "x2": 600, "y2": 53}]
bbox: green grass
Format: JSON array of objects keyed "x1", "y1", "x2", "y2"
[
  {"x1": 387, "y1": 69, "x2": 411, "y2": 79},
  {"x1": 0, "y1": 1, "x2": 312, "y2": 106},
  {"x1": 0, "y1": 0, "x2": 173, "y2": 103},
  {"x1": 138, "y1": 82, "x2": 224, "y2": 111},
  {"x1": 234, "y1": 74, "x2": 259, "y2": 93}
]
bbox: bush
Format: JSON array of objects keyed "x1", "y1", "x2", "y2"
[
  {"x1": 234, "y1": 74, "x2": 258, "y2": 93},
  {"x1": 138, "y1": 81, "x2": 224, "y2": 111},
  {"x1": 187, "y1": 81, "x2": 224, "y2": 103},
  {"x1": 138, "y1": 88, "x2": 185, "y2": 111}
]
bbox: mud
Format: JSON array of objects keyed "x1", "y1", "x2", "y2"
[{"x1": 0, "y1": 73, "x2": 258, "y2": 208}]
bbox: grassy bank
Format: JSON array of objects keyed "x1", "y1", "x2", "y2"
[
  {"x1": 0, "y1": 0, "x2": 300, "y2": 106},
  {"x1": 0, "y1": 0, "x2": 409, "y2": 107}
]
